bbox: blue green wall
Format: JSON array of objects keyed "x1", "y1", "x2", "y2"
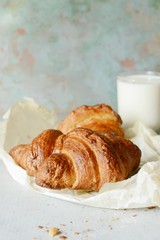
[{"x1": 0, "y1": 0, "x2": 160, "y2": 114}]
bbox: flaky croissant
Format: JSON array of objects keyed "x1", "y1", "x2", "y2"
[
  {"x1": 9, "y1": 104, "x2": 141, "y2": 191},
  {"x1": 58, "y1": 103, "x2": 124, "y2": 137}
]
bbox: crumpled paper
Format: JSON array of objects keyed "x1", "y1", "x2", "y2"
[{"x1": 1, "y1": 98, "x2": 160, "y2": 209}]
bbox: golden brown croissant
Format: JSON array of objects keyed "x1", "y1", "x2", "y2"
[
  {"x1": 58, "y1": 103, "x2": 124, "y2": 137},
  {"x1": 9, "y1": 128, "x2": 141, "y2": 191}
]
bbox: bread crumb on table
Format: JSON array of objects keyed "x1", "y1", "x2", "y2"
[
  {"x1": 148, "y1": 206, "x2": 156, "y2": 209},
  {"x1": 49, "y1": 227, "x2": 61, "y2": 237},
  {"x1": 38, "y1": 225, "x2": 44, "y2": 229}
]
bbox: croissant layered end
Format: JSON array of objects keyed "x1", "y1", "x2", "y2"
[
  {"x1": 9, "y1": 129, "x2": 63, "y2": 176},
  {"x1": 9, "y1": 144, "x2": 32, "y2": 171},
  {"x1": 35, "y1": 154, "x2": 75, "y2": 189}
]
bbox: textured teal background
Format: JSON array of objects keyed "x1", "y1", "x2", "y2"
[{"x1": 0, "y1": 0, "x2": 160, "y2": 115}]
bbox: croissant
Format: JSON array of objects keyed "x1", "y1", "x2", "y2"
[
  {"x1": 9, "y1": 104, "x2": 141, "y2": 191},
  {"x1": 58, "y1": 103, "x2": 124, "y2": 137}
]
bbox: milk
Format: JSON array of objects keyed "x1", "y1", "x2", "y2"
[{"x1": 117, "y1": 72, "x2": 160, "y2": 130}]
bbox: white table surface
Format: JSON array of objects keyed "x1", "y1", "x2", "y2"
[{"x1": 1, "y1": 159, "x2": 160, "y2": 240}]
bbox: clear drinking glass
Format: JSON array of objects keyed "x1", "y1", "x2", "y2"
[{"x1": 117, "y1": 71, "x2": 160, "y2": 130}]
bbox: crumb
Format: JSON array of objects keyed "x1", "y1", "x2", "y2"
[
  {"x1": 60, "y1": 224, "x2": 66, "y2": 226},
  {"x1": 38, "y1": 225, "x2": 43, "y2": 229},
  {"x1": 132, "y1": 214, "x2": 137, "y2": 217},
  {"x1": 148, "y1": 206, "x2": 156, "y2": 209},
  {"x1": 108, "y1": 225, "x2": 113, "y2": 230},
  {"x1": 85, "y1": 220, "x2": 88, "y2": 223},
  {"x1": 86, "y1": 229, "x2": 94, "y2": 232},
  {"x1": 83, "y1": 228, "x2": 94, "y2": 234},
  {"x1": 59, "y1": 236, "x2": 67, "y2": 239},
  {"x1": 70, "y1": 221, "x2": 73, "y2": 224},
  {"x1": 33, "y1": 238, "x2": 38, "y2": 240},
  {"x1": 49, "y1": 227, "x2": 61, "y2": 237},
  {"x1": 74, "y1": 232, "x2": 80, "y2": 235}
]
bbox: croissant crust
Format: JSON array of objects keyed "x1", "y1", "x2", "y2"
[
  {"x1": 58, "y1": 103, "x2": 124, "y2": 137},
  {"x1": 9, "y1": 103, "x2": 141, "y2": 191}
]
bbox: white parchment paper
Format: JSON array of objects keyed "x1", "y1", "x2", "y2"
[{"x1": 0, "y1": 98, "x2": 160, "y2": 209}]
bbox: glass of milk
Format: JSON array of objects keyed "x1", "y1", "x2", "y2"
[{"x1": 117, "y1": 71, "x2": 160, "y2": 130}]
